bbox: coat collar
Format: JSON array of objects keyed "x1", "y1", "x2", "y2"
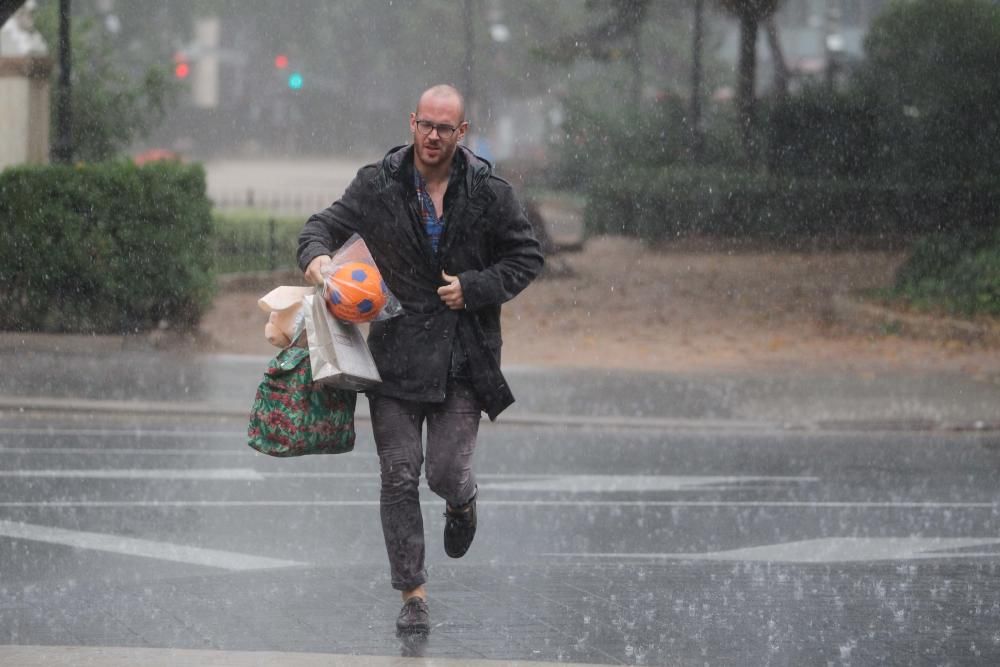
[
  {"x1": 374, "y1": 144, "x2": 493, "y2": 199},
  {"x1": 371, "y1": 144, "x2": 497, "y2": 266}
]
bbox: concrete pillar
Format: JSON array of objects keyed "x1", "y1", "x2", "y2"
[
  {"x1": 192, "y1": 15, "x2": 219, "y2": 109},
  {"x1": 0, "y1": 55, "x2": 52, "y2": 169}
]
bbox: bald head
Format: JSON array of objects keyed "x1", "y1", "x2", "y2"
[
  {"x1": 410, "y1": 84, "x2": 468, "y2": 176},
  {"x1": 417, "y1": 85, "x2": 466, "y2": 123}
]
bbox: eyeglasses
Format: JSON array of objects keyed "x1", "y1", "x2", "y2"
[{"x1": 414, "y1": 119, "x2": 460, "y2": 140}]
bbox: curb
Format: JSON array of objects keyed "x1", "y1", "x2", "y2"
[
  {"x1": 2, "y1": 396, "x2": 998, "y2": 433},
  {"x1": 0, "y1": 332, "x2": 208, "y2": 354},
  {"x1": 831, "y1": 294, "x2": 1000, "y2": 345},
  {"x1": 0, "y1": 395, "x2": 775, "y2": 431}
]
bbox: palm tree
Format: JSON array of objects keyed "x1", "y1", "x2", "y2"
[{"x1": 717, "y1": 0, "x2": 783, "y2": 160}]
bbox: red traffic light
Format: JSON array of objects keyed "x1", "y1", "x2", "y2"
[
  {"x1": 274, "y1": 54, "x2": 289, "y2": 69},
  {"x1": 173, "y1": 52, "x2": 190, "y2": 79}
]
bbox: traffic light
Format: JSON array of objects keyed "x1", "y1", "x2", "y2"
[
  {"x1": 173, "y1": 53, "x2": 190, "y2": 79},
  {"x1": 272, "y1": 54, "x2": 304, "y2": 90},
  {"x1": 275, "y1": 54, "x2": 303, "y2": 90}
]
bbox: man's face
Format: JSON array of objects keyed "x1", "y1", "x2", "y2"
[{"x1": 410, "y1": 94, "x2": 467, "y2": 172}]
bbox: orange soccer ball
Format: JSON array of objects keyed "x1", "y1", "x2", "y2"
[{"x1": 325, "y1": 261, "x2": 387, "y2": 323}]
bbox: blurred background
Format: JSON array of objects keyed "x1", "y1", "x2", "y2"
[
  {"x1": 8, "y1": 1, "x2": 897, "y2": 164},
  {"x1": 0, "y1": 0, "x2": 997, "y2": 340},
  {"x1": 5, "y1": 1, "x2": 900, "y2": 173}
]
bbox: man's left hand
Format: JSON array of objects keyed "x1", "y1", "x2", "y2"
[{"x1": 438, "y1": 271, "x2": 465, "y2": 310}]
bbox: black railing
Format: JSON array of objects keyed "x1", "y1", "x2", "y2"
[{"x1": 211, "y1": 188, "x2": 332, "y2": 215}]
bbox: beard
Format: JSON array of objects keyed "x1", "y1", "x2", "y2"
[{"x1": 413, "y1": 135, "x2": 456, "y2": 169}]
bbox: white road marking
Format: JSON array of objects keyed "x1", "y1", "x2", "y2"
[
  {"x1": 0, "y1": 501, "x2": 383, "y2": 508},
  {"x1": 0, "y1": 500, "x2": 993, "y2": 509},
  {"x1": 0, "y1": 447, "x2": 253, "y2": 456},
  {"x1": 0, "y1": 469, "x2": 817, "y2": 491},
  {"x1": 0, "y1": 645, "x2": 607, "y2": 667},
  {"x1": 0, "y1": 520, "x2": 305, "y2": 570},
  {"x1": 0, "y1": 428, "x2": 237, "y2": 437},
  {"x1": 262, "y1": 472, "x2": 818, "y2": 487},
  {"x1": 479, "y1": 474, "x2": 817, "y2": 492},
  {"x1": 548, "y1": 537, "x2": 1000, "y2": 563},
  {"x1": 0, "y1": 468, "x2": 265, "y2": 480}
]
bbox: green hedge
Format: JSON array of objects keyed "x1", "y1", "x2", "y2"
[
  {"x1": 585, "y1": 167, "x2": 1000, "y2": 247},
  {"x1": 0, "y1": 161, "x2": 214, "y2": 333},
  {"x1": 766, "y1": 89, "x2": 878, "y2": 180}
]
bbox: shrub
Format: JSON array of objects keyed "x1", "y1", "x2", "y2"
[
  {"x1": 35, "y1": 7, "x2": 175, "y2": 162},
  {"x1": 853, "y1": 0, "x2": 1000, "y2": 183},
  {"x1": 765, "y1": 87, "x2": 878, "y2": 179},
  {"x1": 892, "y1": 229, "x2": 1000, "y2": 317},
  {"x1": 0, "y1": 161, "x2": 214, "y2": 333},
  {"x1": 584, "y1": 167, "x2": 1000, "y2": 248}
]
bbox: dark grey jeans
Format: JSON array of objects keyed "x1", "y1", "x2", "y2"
[{"x1": 368, "y1": 382, "x2": 480, "y2": 591}]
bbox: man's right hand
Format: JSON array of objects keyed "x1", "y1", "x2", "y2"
[{"x1": 304, "y1": 255, "x2": 332, "y2": 286}]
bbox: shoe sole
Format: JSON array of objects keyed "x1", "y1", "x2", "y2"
[{"x1": 445, "y1": 544, "x2": 472, "y2": 558}]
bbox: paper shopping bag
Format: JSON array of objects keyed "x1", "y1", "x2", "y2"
[{"x1": 303, "y1": 292, "x2": 381, "y2": 391}]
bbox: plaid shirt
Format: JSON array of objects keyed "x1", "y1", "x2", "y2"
[{"x1": 414, "y1": 169, "x2": 445, "y2": 255}]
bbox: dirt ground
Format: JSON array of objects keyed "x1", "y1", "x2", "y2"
[{"x1": 199, "y1": 236, "x2": 1000, "y2": 378}]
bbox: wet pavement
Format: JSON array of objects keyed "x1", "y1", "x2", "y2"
[
  {"x1": 1, "y1": 338, "x2": 1000, "y2": 664},
  {"x1": 1, "y1": 333, "x2": 998, "y2": 430}
]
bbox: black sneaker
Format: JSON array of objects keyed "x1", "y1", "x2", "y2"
[
  {"x1": 444, "y1": 493, "x2": 477, "y2": 558},
  {"x1": 395, "y1": 596, "x2": 430, "y2": 635}
]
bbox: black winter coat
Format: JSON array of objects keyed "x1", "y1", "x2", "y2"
[{"x1": 297, "y1": 144, "x2": 544, "y2": 419}]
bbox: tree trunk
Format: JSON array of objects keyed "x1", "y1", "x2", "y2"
[
  {"x1": 630, "y1": 17, "x2": 642, "y2": 111},
  {"x1": 53, "y1": 0, "x2": 73, "y2": 164},
  {"x1": 764, "y1": 16, "x2": 788, "y2": 98},
  {"x1": 736, "y1": 12, "x2": 758, "y2": 161},
  {"x1": 690, "y1": 0, "x2": 705, "y2": 160}
]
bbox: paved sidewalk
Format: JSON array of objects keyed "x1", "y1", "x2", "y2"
[{"x1": 0, "y1": 333, "x2": 997, "y2": 430}]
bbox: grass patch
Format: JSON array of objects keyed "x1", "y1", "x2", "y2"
[{"x1": 213, "y1": 211, "x2": 303, "y2": 274}]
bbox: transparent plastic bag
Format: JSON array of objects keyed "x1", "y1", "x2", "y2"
[{"x1": 321, "y1": 234, "x2": 402, "y2": 323}]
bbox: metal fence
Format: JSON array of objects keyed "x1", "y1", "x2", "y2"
[{"x1": 210, "y1": 188, "x2": 333, "y2": 216}]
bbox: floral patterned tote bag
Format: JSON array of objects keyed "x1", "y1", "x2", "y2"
[{"x1": 247, "y1": 346, "x2": 357, "y2": 457}]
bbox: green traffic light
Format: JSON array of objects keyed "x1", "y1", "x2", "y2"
[{"x1": 288, "y1": 72, "x2": 304, "y2": 90}]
